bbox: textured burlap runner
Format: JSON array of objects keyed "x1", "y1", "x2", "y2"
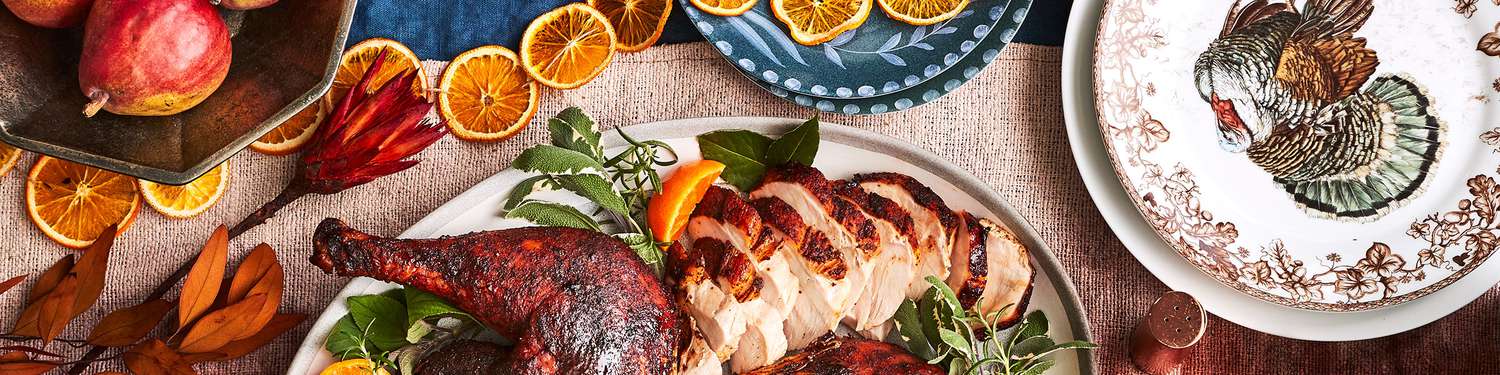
[{"x1": 0, "y1": 42, "x2": 1494, "y2": 374}]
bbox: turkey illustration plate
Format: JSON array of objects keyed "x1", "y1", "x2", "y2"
[
  {"x1": 1093, "y1": 0, "x2": 1500, "y2": 311},
  {"x1": 285, "y1": 117, "x2": 1093, "y2": 374}
]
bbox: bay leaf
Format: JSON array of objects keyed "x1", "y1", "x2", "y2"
[
  {"x1": 0, "y1": 274, "x2": 25, "y2": 296},
  {"x1": 766, "y1": 117, "x2": 820, "y2": 167},
  {"x1": 176, "y1": 294, "x2": 267, "y2": 354},
  {"x1": 86, "y1": 299, "x2": 174, "y2": 347},
  {"x1": 179, "y1": 226, "x2": 229, "y2": 328},
  {"x1": 697, "y1": 130, "x2": 772, "y2": 191}
]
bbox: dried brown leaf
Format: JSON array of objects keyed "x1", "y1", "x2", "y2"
[
  {"x1": 124, "y1": 339, "x2": 194, "y2": 375},
  {"x1": 211, "y1": 313, "x2": 306, "y2": 361},
  {"x1": 95, "y1": 372, "x2": 130, "y2": 375},
  {"x1": 0, "y1": 361, "x2": 59, "y2": 375},
  {"x1": 226, "y1": 244, "x2": 278, "y2": 304},
  {"x1": 0, "y1": 346, "x2": 61, "y2": 359},
  {"x1": 0, "y1": 351, "x2": 26, "y2": 362},
  {"x1": 179, "y1": 226, "x2": 229, "y2": 329},
  {"x1": 175, "y1": 293, "x2": 266, "y2": 354},
  {"x1": 35, "y1": 275, "x2": 77, "y2": 345},
  {"x1": 69, "y1": 225, "x2": 117, "y2": 320},
  {"x1": 87, "y1": 299, "x2": 174, "y2": 347},
  {"x1": 0, "y1": 274, "x2": 26, "y2": 296},
  {"x1": 8, "y1": 305, "x2": 40, "y2": 337},
  {"x1": 28, "y1": 256, "x2": 74, "y2": 304}
]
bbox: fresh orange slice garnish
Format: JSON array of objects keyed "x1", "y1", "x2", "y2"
[
  {"x1": 26, "y1": 157, "x2": 141, "y2": 249},
  {"x1": 438, "y1": 45, "x2": 539, "y2": 143},
  {"x1": 690, "y1": 0, "x2": 757, "y2": 16},
  {"x1": 521, "y1": 3, "x2": 618, "y2": 89},
  {"x1": 0, "y1": 143, "x2": 20, "y2": 178},
  {"x1": 771, "y1": 0, "x2": 873, "y2": 45},
  {"x1": 250, "y1": 99, "x2": 326, "y2": 155},
  {"x1": 334, "y1": 38, "x2": 428, "y2": 102},
  {"x1": 589, "y1": 0, "x2": 673, "y2": 52},
  {"x1": 319, "y1": 359, "x2": 391, "y2": 375},
  {"x1": 647, "y1": 160, "x2": 726, "y2": 242},
  {"x1": 877, "y1": 0, "x2": 968, "y2": 25},
  {"x1": 139, "y1": 162, "x2": 229, "y2": 219}
]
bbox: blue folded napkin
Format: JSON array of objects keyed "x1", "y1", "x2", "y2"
[{"x1": 349, "y1": 0, "x2": 1068, "y2": 61}]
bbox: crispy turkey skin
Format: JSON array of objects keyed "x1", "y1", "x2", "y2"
[{"x1": 310, "y1": 218, "x2": 682, "y2": 375}]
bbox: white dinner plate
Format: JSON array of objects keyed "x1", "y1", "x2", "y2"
[
  {"x1": 1064, "y1": 0, "x2": 1500, "y2": 340},
  {"x1": 286, "y1": 117, "x2": 1096, "y2": 374}
]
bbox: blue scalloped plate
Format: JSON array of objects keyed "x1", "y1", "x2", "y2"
[
  {"x1": 747, "y1": 0, "x2": 1031, "y2": 115},
  {"x1": 683, "y1": 0, "x2": 1023, "y2": 99}
]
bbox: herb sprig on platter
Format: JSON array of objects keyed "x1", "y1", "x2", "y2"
[
  {"x1": 696, "y1": 116, "x2": 820, "y2": 190},
  {"x1": 325, "y1": 288, "x2": 474, "y2": 375},
  {"x1": 503, "y1": 107, "x2": 677, "y2": 274},
  {"x1": 895, "y1": 277, "x2": 1097, "y2": 375}
]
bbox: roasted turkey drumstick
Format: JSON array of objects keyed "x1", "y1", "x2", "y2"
[{"x1": 310, "y1": 218, "x2": 682, "y2": 375}]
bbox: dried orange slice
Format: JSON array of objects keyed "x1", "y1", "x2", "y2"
[
  {"x1": 0, "y1": 143, "x2": 20, "y2": 178},
  {"x1": 589, "y1": 0, "x2": 673, "y2": 52},
  {"x1": 320, "y1": 359, "x2": 391, "y2": 375},
  {"x1": 521, "y1": 3, "x2": 618, "y2": 89},
  {"x1": 250, "y1": 99, "x2": 326, "y2": 155},
  {"x1": 26, "y1": 157, "x2": 141, "y2": 249},
  {"x1": 647, "y1": 160, "x2": 726, "y2": 242},
  {"x1": 690, "y1": 0, "x2": 757, "y2": 16},
  {"x1": 139, "y1": 162, "x2": 229, "y2": 219},
  {"x1": 771, "y1": 0, "x2": 872, "y2": 45},
  {"x1": 334, "y1": 38, "x2": 428, "y2": 102},
  {"x1": 438, "y1": 45, "x2": 539, "y2": 143},
  {"x1": 877, "y1": 0, "x2": 968, "y2": 25}
]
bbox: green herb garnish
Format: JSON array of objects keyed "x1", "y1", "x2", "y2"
[
  {"x1": 894, "y1": 277, "x2": 1097, "y2": 375},
  {"x1": 326, "y1": 288, "x2": 474, "y2": 372},
  {"x1": 697, "y1": 116, "x2": 820, "y2": 190},
  {"x1": 503, "y1": 107, "x2": 676, "y2": 274}
]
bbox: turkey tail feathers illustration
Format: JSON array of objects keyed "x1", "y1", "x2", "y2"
[
  {"x1": 1279, "y1": 74, "x2": 1444, "y2": 220},
  {"x1": 1294, "y1": 0, "x2": 1373, "y2": 39}
]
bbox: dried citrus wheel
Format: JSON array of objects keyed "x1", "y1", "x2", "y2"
[
  {"x1": 334, "y1": 38, "x2": 428, "y2": 102},
  {"x1": 647, "y1": 160, "x2": 726, "y2": 242},
  {"x1": 689, "y1": 0, "x2": 757, "y2": 16},
  {"x1": 438, "y1": 45, "x2": 539, "y2": 143},
  {"x1": 877, "y1": 0, "x2": 968, "y2": 25},
  {"x1": 138, "y1": 162, "x2": 229, "y2": 219},
  {"x1": 0, "y1": 143, "x2": 20, "y2": 178},
  {"x1": 589, "y1": 0, "x2": 673, "y2": 52},
  {"x1": 26, "y1": 157, "x2": 141, "y2": 249},
  {"x1": 771, "y1": 0, "x2": 873, "y2": 45},
  {"x1": 320, "y1": 359, "x2": 391, "y2": 375},
  {"x1": 250, "y1": 99, "x2": 326, "y2": 155},
  {"x1": 521, "y1": 3, "x2": 618, "y2": 89}
]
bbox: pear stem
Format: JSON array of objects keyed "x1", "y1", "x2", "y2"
[{"x1": 81, "y1": 91, "x2": 108, "y2": 118}]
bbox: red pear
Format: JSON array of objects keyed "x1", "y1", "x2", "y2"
[
  {"x1": 78, "y1": 0, "x2": 232, "y2": 117},
  {"x1": 2, "y1": 0, "x2": 93, "y2": 28},
  {"x1": 215, "y1": 0, "x2": 277, "y2": 10}
]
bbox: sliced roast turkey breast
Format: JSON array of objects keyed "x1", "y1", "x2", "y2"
[
  {"x1": 944, "y1": 211, "x2": 1034, "y2": 329},
  {"x1": 832, "y1": 180, "x2": 918, "y2": 333},
  {"x1": 667, "y1": 239, "x2": 753, "y2": 360},
  {"x1": 750, "y1": 166, "x2": 880, "y2": 321},
  {"x1": 686, "y1": 186, "x2": 798, "y2": 371},
  {"x1": 751, "y1": 196, "x2": 856, "y2": 350},
  {"x1": 850, "y1": 172, "x2": 961, "y2": 300}
]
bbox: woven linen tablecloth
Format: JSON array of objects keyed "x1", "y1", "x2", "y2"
[{"x1": 1, "y1": 42, "x2": 1496, "y2": 374}]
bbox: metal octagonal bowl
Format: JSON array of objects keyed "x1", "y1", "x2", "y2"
[{"x1": 0, "y1": 0, "x2": 356, "y2": 185}]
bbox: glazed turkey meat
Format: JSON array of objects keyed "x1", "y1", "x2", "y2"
[
  {"x1": 669, "y1": 166, "x2": 1038, "y2": 373},
  {"x1": 310, "y1": 219, "x2": 682, "y2": 375},
  {"x1": 744, "y1": 335, "x2": 943, "y2": 375}
]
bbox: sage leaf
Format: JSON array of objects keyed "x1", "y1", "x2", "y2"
[
  {"x1": 553, "y1": 174, "x2": 630, "y2": 217},
  {"x1": 615, "y1": 233, "x2": 663, "y2": 275},
  {"x1": 504, "y1": 175, "x2": 555, "y2": 211},
  {"x1": 697, "y1": 130, "x2": 772, "y2": 190},
  {"x1": 937, "y1": 327, "x2": 972, "y2": 359},
  {"x1": 549, "y1": 107, "x2": 603, "y2": 160},
  {"x1": 507, "y1": 201, "x2": 602, "y2": 231},
  {"x1": 1010, "y1": 335, "x2": 1056, "y2": 360},
  {"x1": 405, "y1": 289, "x2": 469, "y2": 331},
  {"x1": 1018, "y1": 358, "x2": 1056, "y2": 375},
  {"x1": 345, "y1": 294, "x2": 408, "y2": 352},
  {"x1": 766, "y1": 117, "x2": 819, "y2": 167},
  {"x1": 894, "y1": 299, "x2": 937, "y2": 360},
  {"x1": 513, "y1": 145, "x2": 605, "y2": 175},
  {"x1": 1012, "y1": 310, "x2": 1049, "y2": 343}
]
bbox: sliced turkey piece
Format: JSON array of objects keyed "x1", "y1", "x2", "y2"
[
  {"x1": 751, "y1": 196, "x2": 856, "y2": 350},
  {"x1": 688, "y1": 186, "x2": 800, "y2": 320},
  {"x1": 750, "y1": 166, "x2": 880, "y2": 322},
  {"x1": 667, "y1": 239, "x2": 757, "y2": 360},
  {"x1": 832, "y1": 180, "x2": 918, "y2": 333},
  {"x1": 675, "y1": 316, "x2": 726, "y2": 375},
  {"x1": 851, "y1": 172, "x2": 961, "y2": 300},
  {"x1": 686, "y1": 186, "x2": 797, "y2": 371},
  {"x1": 945, "y1": 211, "x2": 1035, "y2": 329}
]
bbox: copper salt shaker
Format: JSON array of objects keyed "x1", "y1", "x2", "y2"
[{"x1": 1130, "y1": 291, "x2": 1206, "y2": 374}]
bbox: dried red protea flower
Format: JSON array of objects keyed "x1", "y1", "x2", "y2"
[{"x1": 229, "y1": 50, "x2": 447, "y2": 237}]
